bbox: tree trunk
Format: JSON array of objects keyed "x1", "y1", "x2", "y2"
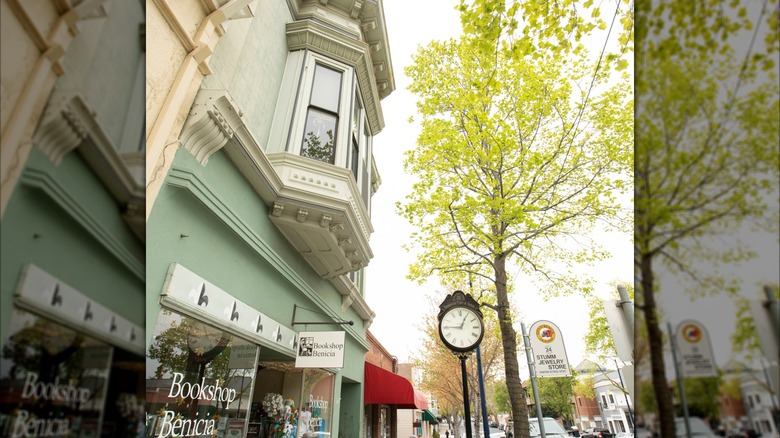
[
  {"x1": 494, "y1": 253, "x2": 530, "y2": 438},
  {"x1": 639, "y1": 253, "x2": 675, "y2": 437}
]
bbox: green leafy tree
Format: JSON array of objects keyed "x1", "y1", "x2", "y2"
[
  {"x1": 636, "y1": 378, "x2": 656, "y2": 419},
  {"x1": 527, "y1": 376, "x2": 576, "y2": 422},
  {"x1": 402, "y1": 6, "x2": 633, "y2": 434},
  {"x1": 634, "y1": 1, "x2": 779, "y2": 435},
  {"x1": 672, "y1": 377, "x2": 721, "y2": 421},
  {"x1": 573, "y1": 374, "x2": 596, "y2": 400},
  {"x1": 301, "y1": 129, "x2": 335, "y2": 164},
  {"x1": 493, "y1": 380, "x2": 511, "y2": 416}
]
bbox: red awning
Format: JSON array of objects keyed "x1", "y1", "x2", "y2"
[{"x1": 364, "y1": 362, "x2": 428, "y2": 409}]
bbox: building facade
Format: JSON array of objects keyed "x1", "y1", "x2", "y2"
[
  {"x1": 145, "y1": 0, "x2": 394, "y2": 437},
  {"x1": 1, "y1": 0, "x2": 146, "y2": 436},
  {"x1": 364, "y1": 332, "x2": 432, "y2": 438},
  {"x1": 739, "y1": 368, "x2": 779, "y2": 437},
  {"x1": 572, "y1": 360, "x2": 608, "y2": 430},
  {"x1": 593, "y1": 372, "x2": 632, "y2": 434}
]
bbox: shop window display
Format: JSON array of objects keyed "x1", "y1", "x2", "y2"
[
  {"x1": 0, "y1": 308, "x2": 114, "y2": 437},
  {"x1": 246, "y1": 363, "x2": 334, "y2": 438},
  {"x1": 146, "y1": 310, "x2": 258, "y2": 438}
]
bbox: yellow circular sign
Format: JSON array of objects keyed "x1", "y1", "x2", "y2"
[
  {"x1": 535, "y1": 324, "x2": 556, "y2": 343},
  {"x1": 681, "y1": 323, "x2": 702, "y2": 343}
]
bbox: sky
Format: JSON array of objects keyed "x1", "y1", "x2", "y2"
[{"x1": 364, "y1": 0, "x2": 635, "y2": 375}]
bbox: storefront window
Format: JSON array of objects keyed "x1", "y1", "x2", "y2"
[
  {"x1": 247, "y1": 363, "x2": 333, "y2": 438},
  {"x1": 0, "y1": 308, "x2": 113, "y2": 437},
  {"x1": 380, "y1": 406, "x2": 390, "y2": 438},
  {"x1": 301, "y1": 369, "x2": 334, "y2": 437},
  {"x1": 364, "y1": 405, "x2": 373, "y2": 438},
  {"x1": 145, "y1": 310, "x2": 258, "y2": 438}
]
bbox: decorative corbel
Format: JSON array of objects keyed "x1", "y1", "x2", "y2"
[
  {"x1": 179, "y1": 89, "x2": 246, "y2": 166},
  {"x1": 33, "y1": 91, "x2": 94, "y2": 165},
  {"x1": 350, "y1": 0, "x2": 364, "y2": 19}
]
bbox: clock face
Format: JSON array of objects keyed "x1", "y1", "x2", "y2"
[
  {"x1": 187, "y1": 322, "x2": 227, "y2": 356},
  {"x1": 439, "y1": 306, "x2": 483, "y2": 352}
]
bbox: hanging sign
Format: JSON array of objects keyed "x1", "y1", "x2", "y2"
[
  {"x1": 675, "y1": 319, "x2": 717, "y2": 378},
  {"x1": 295, "y1": 331, "x2": 346, "y2": 368},
  {"x1": 528, "y1": 320, "x2": 572, "y2": 377}
]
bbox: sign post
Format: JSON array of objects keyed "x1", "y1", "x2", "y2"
[{"x1": 521, "y1": 321, "x2": 547, "y2": 438}]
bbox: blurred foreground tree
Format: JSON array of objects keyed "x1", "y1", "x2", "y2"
[
  {"x1": 402, "y1": 0, "x2": 633, "y2": 433},
  {"x1": 634, "y1": 0, "x2": 779, "y2": 435}
]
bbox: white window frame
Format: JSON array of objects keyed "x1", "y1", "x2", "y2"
[
  {"x1": 283, "y1": 51, "x2": 375, "y2": 212},
  {"x1": 289, "y1": 53, "x2": 353, "y2": 166}
]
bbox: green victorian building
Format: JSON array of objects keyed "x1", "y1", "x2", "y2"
[{"x1": 145, "y1": 0, "x2": 396, "y2": 436}]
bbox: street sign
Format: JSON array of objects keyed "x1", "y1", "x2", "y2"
[
  {"x1": 528, "y1": 320, "x2": 572, "y2": 377},
  {"x1": 675, "y1": 320, "x2": 717, "y2": 378}
]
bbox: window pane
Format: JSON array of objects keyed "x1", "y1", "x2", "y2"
[
  {"x1": 352, "y1": 92, "x2": 362, "y2": 139},
  {"x1": 1, "y1": 308, "x2": 114, "y2": 437},
  {"x1": 146, "y1": 310, "x2": 258, "y2": 438},
  {"x1": 301, "y1": 109, "x2": 337, "y2": 164},
  {"x1": 310, "y1": 65, "x2": 342, "y2": 113},
  {"x1": 351, "y1": 139, "x2": 359, "y2": 180}
]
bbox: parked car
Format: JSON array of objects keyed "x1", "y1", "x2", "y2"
[
  {"x1": 581, "y1": 427, "x2": 615, "y2": 438},
  {"x1": 674, "y1": 417, "x2": 718, "y2": 438},
  {"x1": 528, "y1": 418, "x2": 571, "y2": 438}
]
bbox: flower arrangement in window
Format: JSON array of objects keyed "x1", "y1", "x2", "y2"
[{"x1": 262, "y1": 393, "x2": 284, "y2": 417}]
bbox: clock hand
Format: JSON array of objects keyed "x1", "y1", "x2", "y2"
[{"x1": 442, "y1": 325, "x2": 463, "y2": 329}]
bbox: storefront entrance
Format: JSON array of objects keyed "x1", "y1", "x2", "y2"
[{"x1": 146, "y1": 307, "x2": 336, "y2": 438}]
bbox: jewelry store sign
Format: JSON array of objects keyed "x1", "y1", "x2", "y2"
[
  {"x1": 295, "y1": 331, "x2": 346, "y2": 368},
  {"x1": 528, "y1": 320, "x2": 572, "y2": 377},
  {"x1": 675, "y1": 319, "x2": 717, "y2": 378}
]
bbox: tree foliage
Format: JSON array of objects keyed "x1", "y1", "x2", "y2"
[
  {"x1": 492, "y1": 379, "x2": 511, "y2": 414},
  {"x1": 527, "y1": 376, "x2": 576, "y2": 421},
  {"x1": 634, "y1": 0, "x2": 779, "y2": 435},
  {"x1": 731, "y1": 285, "x2": 779, "y2": 360},
  {"x1": 573, "y1": 374, "x2": 596, "y2": 400},
  {"x1": 402, "y1": 2, "x2": 633, "y2": 437},
  {"x1": 672, "y1": 377, "x2": 721, "y2": 421}
]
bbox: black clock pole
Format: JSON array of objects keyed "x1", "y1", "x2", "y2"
[{"x1": 460, "y1": 353, "x2": 472, "y2": 438}]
